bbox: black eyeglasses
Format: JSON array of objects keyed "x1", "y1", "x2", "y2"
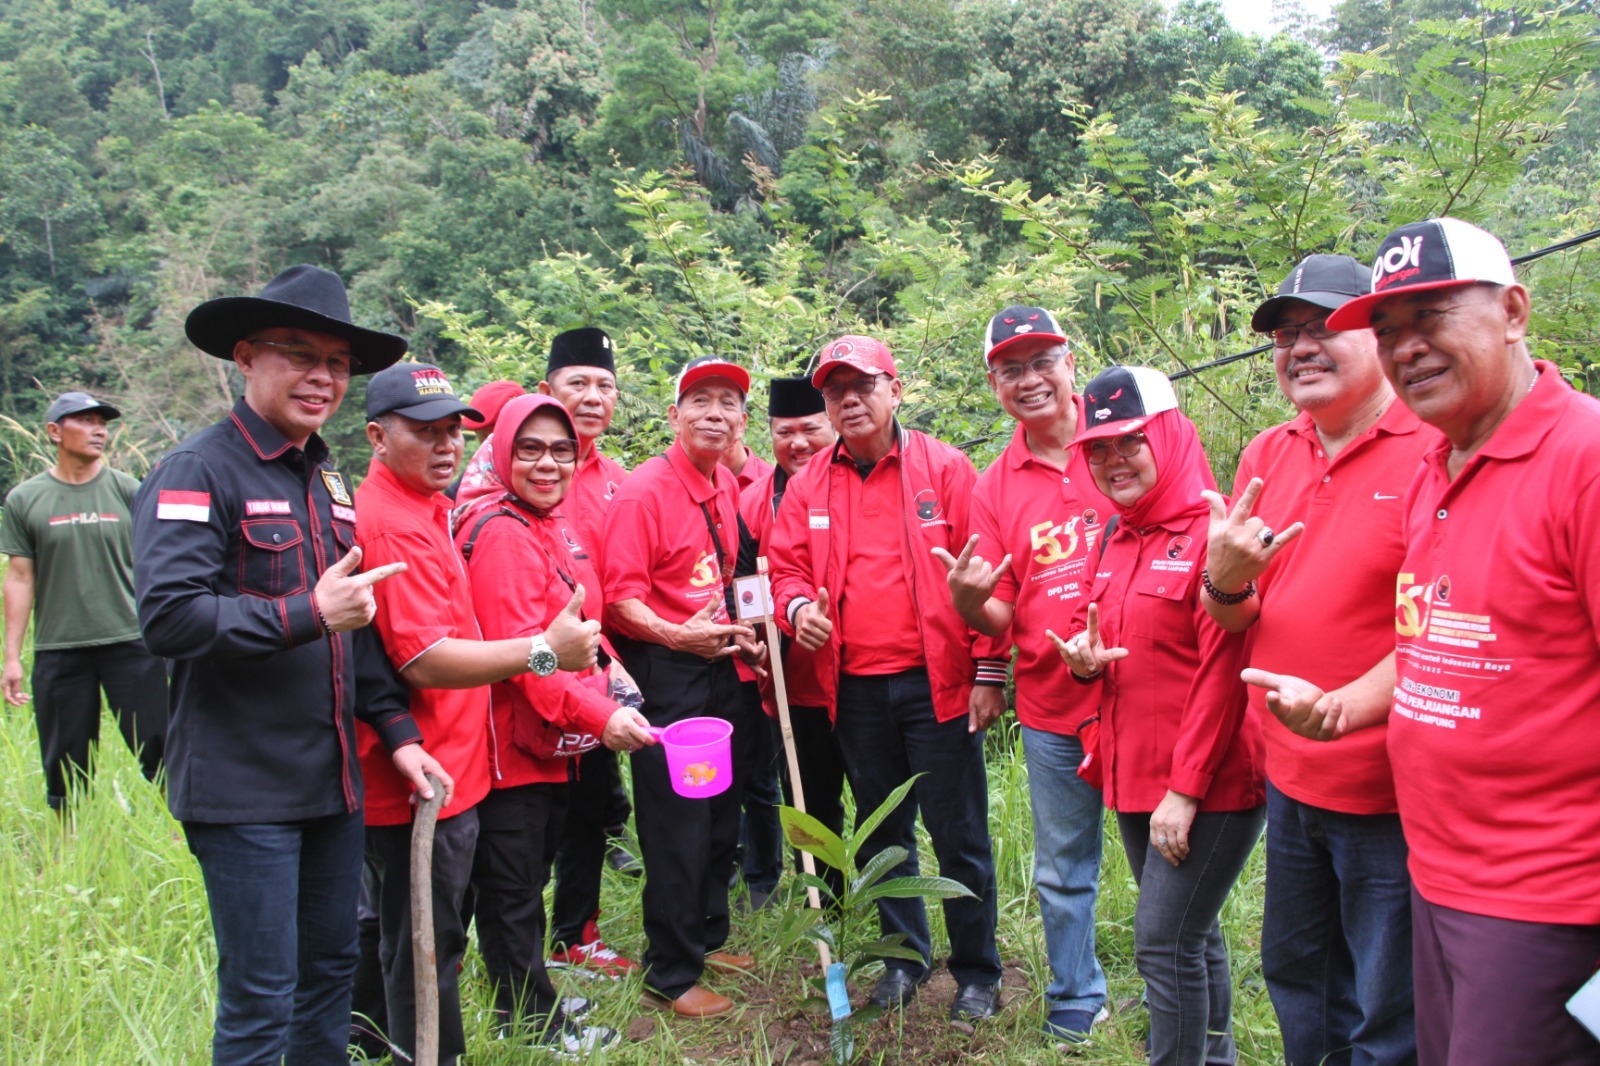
[
  {"x1": 1270, "y1": 319, "x2": 1338, "y2": 349},
  {"x1": 820, "y1": 376, "x2": 881, "y2": 403},
  {"x1": 512, "y1": 437, "x2": 578, "y2": 464},
  {"x1": 1084, "y1": 433, "x2": 1147, "y2": 465},
  {"x1": 992, "y1": 350, "x2": 1066, "y2": 384},
  {"x1": 247, "y1": 339, "x2": 355, "y2": 380}
]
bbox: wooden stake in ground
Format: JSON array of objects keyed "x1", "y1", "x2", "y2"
[
  {"x1": 410, "y1": 772, "x2": 445, "y2": 1066},
  {"x1": 751, "y1": 557, "x2": 832, "y2": 970}
]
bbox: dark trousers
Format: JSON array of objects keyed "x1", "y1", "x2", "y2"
[
  {"x1": 184, "y1": 811, "x2": 364, "y2": 1066},
  {"x1": 777, "y1": 703, "x2": 849, "y2": 903},
  {"x1": 550, "y1": 745, "x2": 630, "y2": 947},
  {"x1": 619, "y1": 637, "x2": 742, "y2": 999},
  {"x1": 834, "y1": 669, "x2": 1002, "y2": 986},
  {"x1": 1119, "y1": 806, "x2": 1266, "y2": 1066},
  {"x1": 365, "y1": 808, "x2": 480, "y2": 1066},
  {"x1": 473, "y1": 782, "x2": 569, "y2": 1031},
  {"x1": 1263, "y1": 782, "x2": 1416, "y2": 1066},
  {"x1": 1411, "y1": 887, "x2": 1600, "y2": 1066},
  {"x1": 733, "y1": 679, "x2": 784, "y2": 892},
  {"x1": 32, "y1": 639, "x2": 167, "y2": 808}
]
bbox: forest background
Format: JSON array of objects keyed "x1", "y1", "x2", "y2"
[
  {"x1": 0, "y1": 0, "x2": 1596, "y2": 491},
  {"x1": 1, "y1": 1, "x2": 1599, "y2": 1062}
]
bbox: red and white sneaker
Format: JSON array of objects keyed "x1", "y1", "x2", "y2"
[{"x1": 549, "y1": 918, "x2": 638, "y2": 979}]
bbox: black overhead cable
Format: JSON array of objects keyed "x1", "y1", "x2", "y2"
[{"x1": 1167, "y1": 227, "x2": 1600, "y2": 382}]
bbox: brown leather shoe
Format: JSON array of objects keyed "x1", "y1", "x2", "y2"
[
  {"x1": 705, "y1": 950, "x2": 755, "y2": 973},
  {"x1": 642, "y1": 984, "x2": 735, "y2": 1018}
]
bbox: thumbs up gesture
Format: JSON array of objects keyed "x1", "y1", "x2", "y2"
[
  {"x1": 544, "y1": 584, "x2": 603, "y2": 671},
  {"x1": 313, "y1": 546, "x2": 407, "y2": 633},
  {"x1": 794, "y1": 587, "x2": 834, "y2": 652}
]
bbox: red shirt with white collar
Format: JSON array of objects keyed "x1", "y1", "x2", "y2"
[
  {"x1": 1390, "y1": 362, "x2": 1600, "y2": 924},
  {"x1": 1079, "y1": 512, "x2": 1264, "y2": 813},
  {"x1": 355, "y1": 459, "x2": 492, "y2": 825},
  {"x1": 1234, "y1": 400, "x2": 1433, "y2": 814},
  {"x1": 602, "y1": 440, "x2": 739, "y2": 628},
  {"x1": 971, "y1": 415, "x2": 1112, "y2": 734}
]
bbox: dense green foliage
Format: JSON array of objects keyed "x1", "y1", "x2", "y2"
[{"x1": 0, "y1": 0, "x2": 1596, "y2": 490}]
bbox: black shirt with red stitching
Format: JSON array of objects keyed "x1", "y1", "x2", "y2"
[{"x1": 133, "y1": 398, "x2": 419, "y2": 823}]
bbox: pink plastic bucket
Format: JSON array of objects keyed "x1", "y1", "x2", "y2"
[{"x1": 649, "y1": 717, "x2": 734, "y2": 799}]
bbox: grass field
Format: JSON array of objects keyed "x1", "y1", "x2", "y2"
[{"x1": 0, "y1": 691, "x2": 1284, "y2": 1064}]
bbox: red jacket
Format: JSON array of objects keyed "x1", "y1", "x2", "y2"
[
  {"x1": 1073, "y1": 510, "x2": 1264, "y2": 812},
  {"x1": 768, "y1": 425, "x2": 1004, "y2": 724},
  {"x1": 455, "y1": 499, "x2": 617, "y2": 787}
]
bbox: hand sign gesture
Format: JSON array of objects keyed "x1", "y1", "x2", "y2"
[
  {"x1": 1046, "y1": 603, "x2": 1128, "y2": 679},
  {"x1": 932, "y1": 534, "x2": 1013, "y2": 619},
  {"x1": 1200, "y1": 477, "x2": 1304, "y2": 594},
  {"x1": 312, "y1": 546, "x2": 406, "y2": 632},
  {"x1": 794, "y1": 587, "x2": 834, "y2": 652},
  {"x1": 676, "y1": 597, "x2": 756, "y2": 661},
  {"x1": 544, "y1": 585, "x2": 603, "y2": 671},
  {"x1": 1241, "y1": 668, "x2": 1347, "y2": 740}
]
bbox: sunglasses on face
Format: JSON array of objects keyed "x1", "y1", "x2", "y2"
[
  {"x1": 1084, "y1": 432, "x2": 1147, "y2": 465},
  {"x1": 512, "y1": 437, "x2": 579, "y2": 464}
]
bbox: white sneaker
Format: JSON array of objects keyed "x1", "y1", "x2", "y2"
[{"x1": 532, "y1": 1019, "x2": 620, "y2": 1059}]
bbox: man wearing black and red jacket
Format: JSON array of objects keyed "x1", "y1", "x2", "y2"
[
  {"x1": 768, "y1": 335, "x2": 1007, "y2": 1022},
  {"x1": 133, "y1": 265, "x2": 452, "y2": 1066}
]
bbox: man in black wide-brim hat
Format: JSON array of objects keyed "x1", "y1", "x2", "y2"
[{"x1": 132, "y1": 264, "x2": 455, "y2": 1066}]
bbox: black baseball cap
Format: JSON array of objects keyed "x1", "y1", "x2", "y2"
[
  {"x1": 1076, "y1": 365, "x2": 1180, "y2": 444},
  {"x1": 985, "y1": 306, "x2": 1068, "y2": 365},
  {"x1": 46, "y1": 391, "x2": 121, "y2": 424},
  {"x1": 365, "y1": 362, "x2": 483, "y2": 422},
  {"x1": 1250, "y1": 255, "x2": 1370, "y2": 332},
  {"x1": 1328, "y1": 218, "x2": 1516, "y2": 330}
]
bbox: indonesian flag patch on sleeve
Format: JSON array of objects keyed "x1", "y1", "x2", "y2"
[{"x1": 157, "y1": 489, "x2": 211, "y2": 522}]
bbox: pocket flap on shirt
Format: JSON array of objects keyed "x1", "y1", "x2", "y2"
[{"x1": 241, "y1": 519, "x2": 304, "y2": 552}]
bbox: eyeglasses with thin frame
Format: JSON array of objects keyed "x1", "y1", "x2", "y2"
[
  {"x1": 992, "y1": 350, "x2": 1066, "y2": 384},
  {"x1": 1084, "y1": 432, "x2": 1147, "y2": 465},
  {"x1": 248, "y1": 339, "x2": 355, "y2": 381},
  {"x1": 820, "y1": 376, "x2": 881, "y2": 404},
  {"x1": 1270, "y1": 318, "x2": 1338, "y2": 350},
  {"x1": 512, "y1": 437, "x2": 579, "y2": 464}
]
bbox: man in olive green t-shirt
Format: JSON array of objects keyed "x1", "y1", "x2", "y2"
[{"x1": 0, "y1": 391, "x2": 166, "y2": 809}]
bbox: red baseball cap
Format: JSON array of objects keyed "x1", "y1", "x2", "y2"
[
  {"x1": 811, "y1": 335, "x2": 897, "y2": 387},
  {"x1": 674, "y1": 355, "x2": 751, "y2": 401},
  {"x1": 461, "y1": 380, "x2": 525, "y2": 431}
]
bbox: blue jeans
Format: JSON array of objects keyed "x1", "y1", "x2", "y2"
[
  {"x1": 1263, "y1": 782, "x2": 1416, "y2": 1066},
  {"x1": 834, "y1": 669, "x2": 1001, "y2": 986},
  {"x1": 185, "y1": 811, "x2": 365, "y2": 1066},
  {"x1": 1021, "y1": 726, "x2": 1107, "y2": 1015},
  {"x1": 1119, "y1": 806, "x2": 1266, "y2": 1066}
]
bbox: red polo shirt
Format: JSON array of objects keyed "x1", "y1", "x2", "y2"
[
  {"x1": 566, "y1": 446, "x2": 628, "y2": 566},
  {"x1": 1079, "y1": 511, "x2": 1263, "y2": 813},
  {"x1": 355, "y1": 460, "x2": 492, "y2": 826},
  {"x1": 457, "y1": 503, "x2": 617, "y2": 788},
  {"x1": 602, "y1": 440, "x2": 739, "y2": 627},
  {"x1": 1234, "y1": 400, "x2": 1433, "y2": 814},
  {"x1": 838, "y1": 442, "x2": 923, "y2": 675},
  {"x1": 1390, "y1": 362, "x2": 1600, "y2": 924},
  {"x1": 971, "y1": 419, "x2": 1111, "y2": 734},
  {"x1": 734, "y1": 450, "x2": 774, "y2": 492}
]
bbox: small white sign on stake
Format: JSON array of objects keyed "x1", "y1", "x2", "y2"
[{"x1": 734, "y1": 574, "x2": 771, "y2": 621}]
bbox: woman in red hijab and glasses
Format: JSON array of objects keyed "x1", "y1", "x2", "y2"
[
  {"x1": 453, "y1": 393, "x2": 656, "y2": 1055},
  {"x1": 1050, "y1": 366, "x2": 1264, "y2": 1066}
]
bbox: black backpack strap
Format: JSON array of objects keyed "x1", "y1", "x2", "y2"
[
  {"x1": 460, "y1": 505, "x2": 530, "y2": 564},
  {"x1": 1097, "y1": 514, "x2": 1120, "y2": 565}
]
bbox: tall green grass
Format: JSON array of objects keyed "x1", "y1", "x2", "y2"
[{"x1": 1, "y1": 700, "x2": 1281, "y2": 1063}]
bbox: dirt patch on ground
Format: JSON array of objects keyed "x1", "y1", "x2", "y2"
[{"x1": 642, "y1": 958, "x2": 1036, "y2": 1064}]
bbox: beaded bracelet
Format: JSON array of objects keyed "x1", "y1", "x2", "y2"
[{"x1": 1201, "y1": 567, "x2": 1256, "y2": 606}]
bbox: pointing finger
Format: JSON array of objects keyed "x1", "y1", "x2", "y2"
[
  {"x1": 351, "y1": 561, "x2": 407, "y2": 587},
  {"x1": 955, "y1": 533, "x2": 978, "y2": 567}
]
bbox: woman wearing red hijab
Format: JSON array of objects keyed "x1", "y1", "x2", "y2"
[
  {"x1": 1051, "y1": 366, "x2": 1265, "y2": 1066},
  {"x1": 453, "y1": 393, "x2": 656, "y2": 1055}
]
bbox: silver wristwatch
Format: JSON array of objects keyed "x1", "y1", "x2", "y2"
[{"x1": 527, "y1": 635, "x2": 559, "y2": 677}]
